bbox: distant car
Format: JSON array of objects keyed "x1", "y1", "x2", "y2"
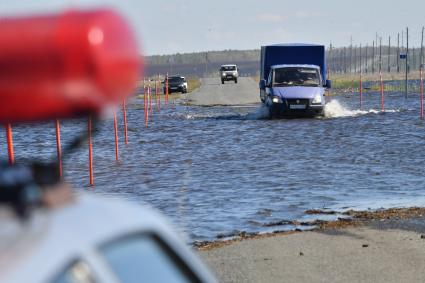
[
  {"x1": 0, "y1": 193, "x2": 217, "y2": 283},
  {"x1": 164, "y1": 76, "x2": 188, "y2": 94},
  {"x1": 220, "y1": 65, "x2": 238, "y2": 84}
]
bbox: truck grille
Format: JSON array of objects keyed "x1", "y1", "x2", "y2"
[{"x1": 286, "y1": 99, "x2": 309, "y2": 106}]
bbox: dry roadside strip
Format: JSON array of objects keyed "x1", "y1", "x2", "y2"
[{"x1": 198, "y1": 207, "x2": 425, "y2": 283}]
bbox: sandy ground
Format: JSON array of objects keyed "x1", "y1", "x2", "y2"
[
  {"x1": 200, "y1": 220, "x2": 425, "y2": 283},
  {"x1": 185, "y1": 77, "x2": 260, "y2": 106}
]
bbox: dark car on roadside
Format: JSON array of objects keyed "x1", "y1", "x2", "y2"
[{"x1": 163, "y1": 76, "x2": 188, "y2": 94}]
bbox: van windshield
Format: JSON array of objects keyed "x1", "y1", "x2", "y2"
[
  {"x1": 273, "y1": 67, "x2": 320, "y2": 87},
  {"x1": 221, "y1": 66, "x2": 236, "y2": 71}
]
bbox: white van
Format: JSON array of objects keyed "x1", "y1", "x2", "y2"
[{"x1": 220, "y1": 64, "x2": 238, "y2": 84}]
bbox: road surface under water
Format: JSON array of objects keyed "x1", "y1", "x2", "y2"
[{"x1": 2, "y1": 80, "x2": 425, "y2": 242}]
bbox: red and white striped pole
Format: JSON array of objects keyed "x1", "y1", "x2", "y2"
[
  {"x1": 165, "y1": 73, "x2": 169, "y2": 106},
  {"x1": 156, "y1": 74, "x2": 161, "y2": 111},
  {"x1": 88, "y1": 116, "x2": 94, "y2": 186},
  {"x1": 380, "y1": 69, "x2": 385, "y2": 112},
  {"x1": 143, "y1": 79, "x2": 146, "y2": 123},
  {"x1": 143, "y1": 79, "x2": 149, "y2": 128},
  {"x1": 5, "y1": 124, "x2": 14, "y2": 165},
  {"x1": 122, "y1": 99, "x2": 128, "y2": 144},
  {"x1": 55, "y1": 119, "x2": 62, "y2": 177},
  {"x1": 420, "y1": 65, "x2": 424, "y2": 119},
  {"x1": 149, "y1": 80, "x2": 153, "y2": 115},
  {"x1": 113, "y1": 111, "x2": 119, "y2": 161}
]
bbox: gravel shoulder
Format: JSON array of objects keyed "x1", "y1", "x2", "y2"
[{"x1": 185, "y1": 77, "x2": 260, "y2": 106}]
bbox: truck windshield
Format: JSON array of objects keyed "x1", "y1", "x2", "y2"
[{"x1": 273, "y1": 67, "x2": 320, "y2": 87}]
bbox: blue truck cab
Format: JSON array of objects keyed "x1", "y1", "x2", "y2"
[{"x1": 259, "y1": 44, "x2": 331, "y2": 117}]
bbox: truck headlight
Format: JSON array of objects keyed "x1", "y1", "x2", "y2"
[
  {"x1": 312, "y1": 94, "x2": 322, "y2": 104},
  {"x1": 272, "y1": 96, "x2": 282, "y2": 103}
]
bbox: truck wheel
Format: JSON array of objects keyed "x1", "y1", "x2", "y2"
[
  {"x1": 221, "y1": 79, "x2": 224, "y2": 84},
  {"x1": 235, "y1": 78, "x2": 238, "y2": 84}
]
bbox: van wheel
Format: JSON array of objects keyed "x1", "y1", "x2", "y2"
[
  {"x1": 221, "y1": 80, "x2": 224, "y2": 84},
  {"x1": 235, "y1": 79, "x2": 238, "y2": 84}
]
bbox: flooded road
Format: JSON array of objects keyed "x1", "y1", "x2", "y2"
[{"x1": 2, "y1": 78, "x2": 425, "y2": 242}]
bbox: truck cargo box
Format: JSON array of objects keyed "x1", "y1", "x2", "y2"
[{"x1": 260, "y1": 44, "x2": 326, "y2": 83}]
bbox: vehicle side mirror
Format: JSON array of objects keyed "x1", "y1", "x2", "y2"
[
  {"x1": 259, "y1": 79, "x2": 266, "y2": 90},
  {"x1": 325, "y1": 79, "x2": 332, "y2": 89}
]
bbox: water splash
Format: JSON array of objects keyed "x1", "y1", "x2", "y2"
[
  {"x1": 244, "y1": 104, "x2": 270, "y2": 120},
  {"x1": 324, "y1": 100, "x2": 370, "y2": 118},
  {"x1": 323, "y1": 99, "x2": 402, "y2": 118}
]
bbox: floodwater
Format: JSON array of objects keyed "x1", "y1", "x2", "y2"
[{"x1": 2, "y1": 91, "x2": 425, "y2": 242}]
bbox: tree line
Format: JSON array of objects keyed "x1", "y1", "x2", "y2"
[{"x1": 146, "y1": 49, "x2": 260, "y2": 65}]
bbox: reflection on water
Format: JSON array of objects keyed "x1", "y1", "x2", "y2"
[{"x1": 2, "y1": 92, "x2": 425, "y2": 241}]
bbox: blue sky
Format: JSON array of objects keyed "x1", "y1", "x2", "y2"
[{"x1": 0, "y1": 0, "x2": 424, "y2": 55}]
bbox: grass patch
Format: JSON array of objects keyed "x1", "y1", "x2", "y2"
[
  {"x1": 331, "y1": 73, "x2": 423, "y2": 93},
  {"x1": 187, "y1": 77, "x2": 201, "y2": 93}
]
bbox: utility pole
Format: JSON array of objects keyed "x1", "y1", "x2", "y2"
[
  {"x1": 372, "y1": 40, "x2": 375, "y2": 74},
  {"x1": 336, "y1": 48, "x2": 339, "y2": 74},
  {"x1": 376, "y1": 32, "x2": 379, "y2": 72},
  {"x1": 421, "y1": 27, "x2": 424, "y2": 68},
  {"x1": 402, "y1": 30, "x2": 404, "y2": 50},
  {"x1": 338, "y1": 48, "x2": 341, "y2": 73},
  {"x1": 405, "y1": 27, "x2": 409, "y2": 98},
  {"x1": 397, "y1": 33, "x2": 400, "y2": 73},
  {"x1": 350, "y1": 36, "x2": 353, "y2": 74},
  {"x1": 388, "y1": 36, "x2": 391, "y2": 73},
  {"x1": 354, "y1": 45, "x2": 357, "y2": 73},
  {"x1": 412, "y1": 48, "x2": 416, "y2": 70},
  {"x1": 168, "y1": 56, "x2": 174, "y2": 74},
  {"x1": 344, "y1": 47, "x2": 347, "y2": 74},
  {"x1": 376, "y1": 32, "x2": 378, "y2": 52},
  {"x1": 365, "y1": 44, "x2": 368, "y2": 73},
  {"x1": 379, "y1": 37, "x2": 382, "y2": 72},
  {"x1": 359, "y1": 44, "x2": 362, "y2": 74}
]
